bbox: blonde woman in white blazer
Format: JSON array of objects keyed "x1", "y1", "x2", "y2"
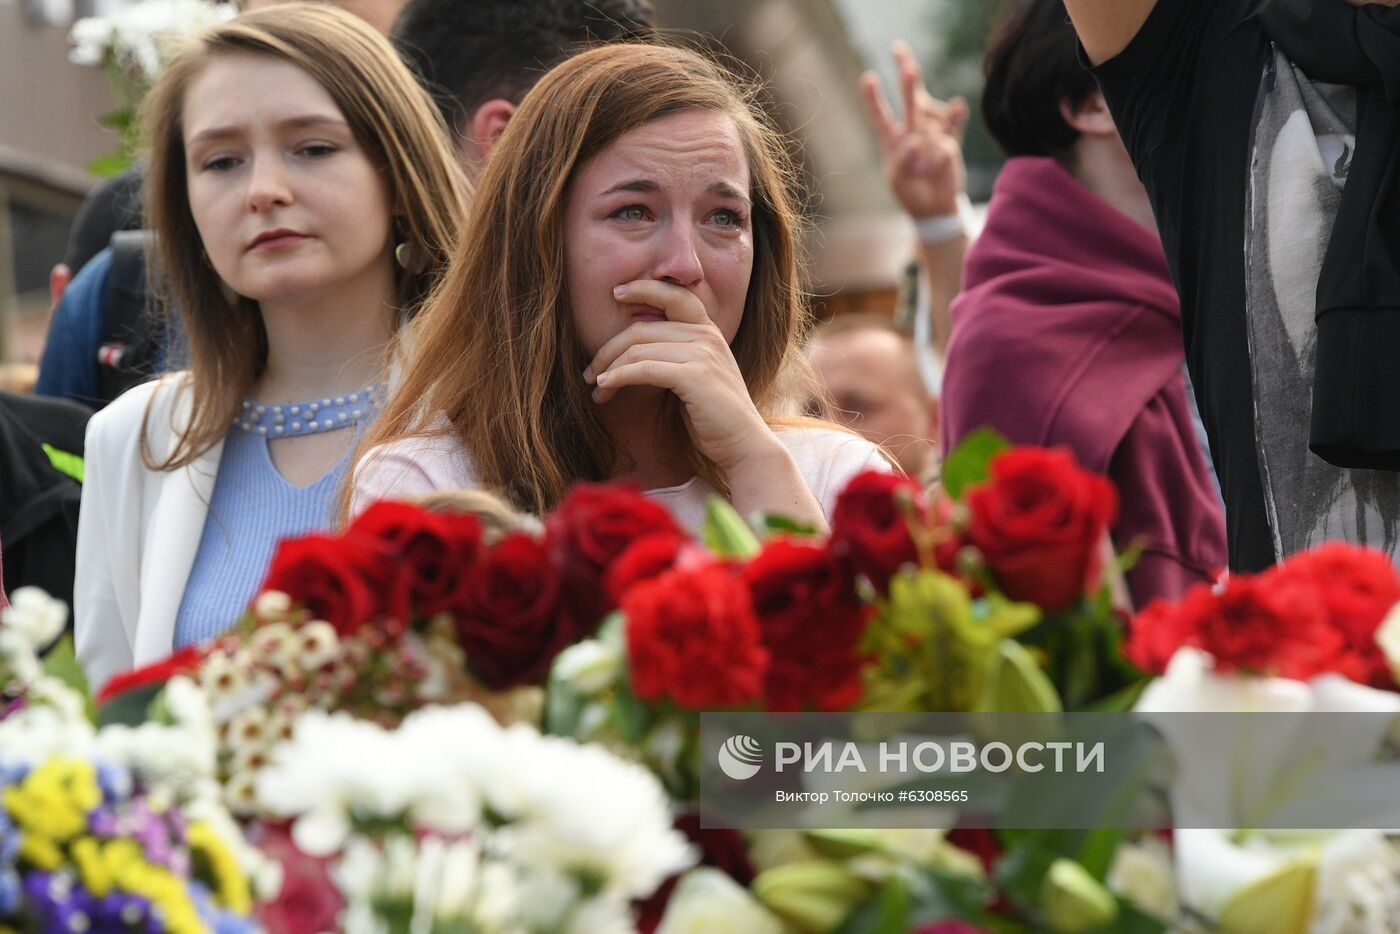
[{"x1": 74, "y1": 6, "x2": 464, "y2": 692}]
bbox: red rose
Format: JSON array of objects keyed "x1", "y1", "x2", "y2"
[
  {"x1": 742, "y1": 538, "x2": 868, "y2": 711},
  {"x1": 624, "y1": 565, "x2": 768, "y2": 709},
  {"x1": 260, "y1": 533, "x2": 390, "y2": 637},
  {"x1": 455, "y1": 533, "x2": 577, "y2": 690},
  {"x1": 605, "y1": 532, "x2": 688, "y2": 605},
  {"x1": 95, "y1": 644, "x2": 206, "y2": 705},
  {"x1": 347, "y1": 501, "x2": 482, "y2": 622},
  {"x1": 1184, "y1": 573, "x2": 1342, "y2": 679},
  {"x1": 1274, "y1": 543, "x2": 1400, "y2": 687},
  {"x1": 547, "y1": 483, "x2": 684, "y2": 631},
  {"x1": 831, "y1": 470, "x2": 927, "y2": 594},
  {"x1": 965, "y1": 447, "x2": 1118, "y2": 611},
  {"x1": 1124, "y1": 596, "x2": 1195, "y2": 676}
]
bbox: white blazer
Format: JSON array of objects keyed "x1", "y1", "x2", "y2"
[{"x1": 75, "y1": 374, "x2": 223, "y2": 693}]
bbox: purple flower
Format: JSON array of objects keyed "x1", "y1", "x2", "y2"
[{"x1": 87, "y1": 805, "x2": 119, "y2": 838}]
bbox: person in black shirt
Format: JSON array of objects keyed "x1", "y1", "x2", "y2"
[{"x1": 1065, "y1": 0, "x2": 1400, "y2": 571}]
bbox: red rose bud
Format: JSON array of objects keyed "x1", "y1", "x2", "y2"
[
  {"x1": 965, "y1": 447, "x2": 1118, "y2": 611},
  {"x1": 259, "y1": 533, "x2": 390, "y2": 637},
  {"x1": 455, "y1": 533, "x2": 579, "y2": 690},
  {"x1": 624, "y1": 565, "x2": 769, "y2": 710},
  {"x1": 831, "y1": 470, "x2": 927, "y2": 595},
  {"x1": 547, "y1": 483, "x2": 685, "y2": 632},
  {"x1": 348, "y1": 500, "x2": 483, "y2": 623},
  {"x1": 742, "y1": 538, "x2": 868, "y2": 711}
]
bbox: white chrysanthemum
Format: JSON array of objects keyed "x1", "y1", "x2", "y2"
[
  {"x1": 486, "y1": 727, "x2": 695, "y2": 900},
  {"x1": 657, "y1": 867, "x2": 784, "y2": 934},
  {"x1": 0, "y1": 630, "x2": 42, "y2": 686},
  {"x1": 68, "y1": 16, "x2": 114, "y2": 65},
  {"x1": 97, "y1": 719, "x2": 217, "y2": 791},
  {"x1": 1, "y1": 588, "x2": 68, "y2": 651},
  {"x1": 394, "y1": 705, "x2": 493, "y2": 833},
  {"x1": 256, "y1": 711, "x2": 424, "y2": 855},
  {"x1": 0, "y1": 703, "x2": 95, "y2": 764}
]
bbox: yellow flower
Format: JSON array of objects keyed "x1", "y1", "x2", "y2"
[
  {"x1": 4, "y1": 759, "x2": 101, "y2": 843},
  {"x1": 17, "y1": 833, "x2": 63, "y2": 871},
  {"x1": 114, "y1": 857, "x2": 210, "y2": 934},
  {"x1": 187, "y1": 822, "x2": 252, "y2": 914},
  {"x1": 72, "y1": 836, "x2": 115, "y2": 897}
]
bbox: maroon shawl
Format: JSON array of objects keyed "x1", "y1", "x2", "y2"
[{"x1": 941, "y1": 156, "x2": 1226, "y2": 606}]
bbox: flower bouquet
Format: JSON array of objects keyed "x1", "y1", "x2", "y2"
[
  {"x1": 96, "y1": 437, "x2": 1169, "y2": 932},
  {"x1": 0, "y1": 589, "x2": 269, "y2": 932},
  {"x1": 1124, "y1": 543, "x2": 1400, "y2": 933}
]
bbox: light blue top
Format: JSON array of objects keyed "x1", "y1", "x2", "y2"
[{"x1": 172, "y1": 399, "x2": 371, "y2": 647}]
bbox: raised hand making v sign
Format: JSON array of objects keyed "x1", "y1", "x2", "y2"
[{"x1": 859, "y1": 41, "x2": 971, "y2": 358}]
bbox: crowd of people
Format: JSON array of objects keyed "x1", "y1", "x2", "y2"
[{"x1": 1, "y1": 0, "x2": 1395, "y2": 695}]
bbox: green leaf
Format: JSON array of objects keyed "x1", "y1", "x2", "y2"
[
  {"x1": 976, "y1": 639, "x2": 1063, "y2": 714},
  {"x1": 832, "y1": 876, "x2": 911, "y2": 934},
  {"x1": 609, "y1": 677, "x2": 654, "y2": 745},
  {"x1": 942, "y1": 427, "x2": 1010, "y2": 500},
  {"x1": 700, "y1": 496, "x2": 761, "y2": 559},
  {"x1": 755, "y1": 513, "x2": 819, "y2": 539},
  {"x1": 87, "y1": 151, "x2": 133, "y2": 178},
  {"x1": 41, "y1": 635, "x2": 94, "y2": 722},
  {"x1": 96, "y1": 683, "x2": 162, "y2": 728}
]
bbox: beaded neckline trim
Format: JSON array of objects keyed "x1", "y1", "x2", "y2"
[{"x1": 234, "y1": 384, "x2": 381, "y2": 437}]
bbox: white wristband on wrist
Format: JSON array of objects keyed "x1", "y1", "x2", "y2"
[{"x1": 913, "y1": 193, "x2": 974, "y2": 245}]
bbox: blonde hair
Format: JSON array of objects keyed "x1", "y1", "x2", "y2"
[
  {"x1": 140, "y1": 3, "x2": 466, "y2": 470},
  {"x1": 414, "y1": 488, "x2": 541, "y2": 542},
  {"x1": 355, "y1": 41, "x2": 820, "y2": 516}
]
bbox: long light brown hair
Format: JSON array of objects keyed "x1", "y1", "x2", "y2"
[
  {"x1": 140, "y1": 3, "x2": 466, "y2": 470},
  {"x1": 354, "y1": 41, "x2": 817, "y2": 516}
]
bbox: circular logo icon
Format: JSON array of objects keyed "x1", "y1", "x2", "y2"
[{"x1": 717, "y1": 734, "x2": 764, "y2": 780}]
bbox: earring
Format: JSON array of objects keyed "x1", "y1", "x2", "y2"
[{"x1": 395, "y1": 241, "x2": 427, "y2": 274}]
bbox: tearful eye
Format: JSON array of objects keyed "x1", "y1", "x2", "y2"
[{"x1": 711, "y1": 208, "x2": 747, "y2": 229}]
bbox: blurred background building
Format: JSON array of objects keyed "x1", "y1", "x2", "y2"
[{"x1": 0, "y1": 0, "x2": 1002, "y2": 376}]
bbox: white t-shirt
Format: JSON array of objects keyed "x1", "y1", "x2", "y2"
[{"x1": 351, "y1": 426, "x2": 892, "y2": 532}]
